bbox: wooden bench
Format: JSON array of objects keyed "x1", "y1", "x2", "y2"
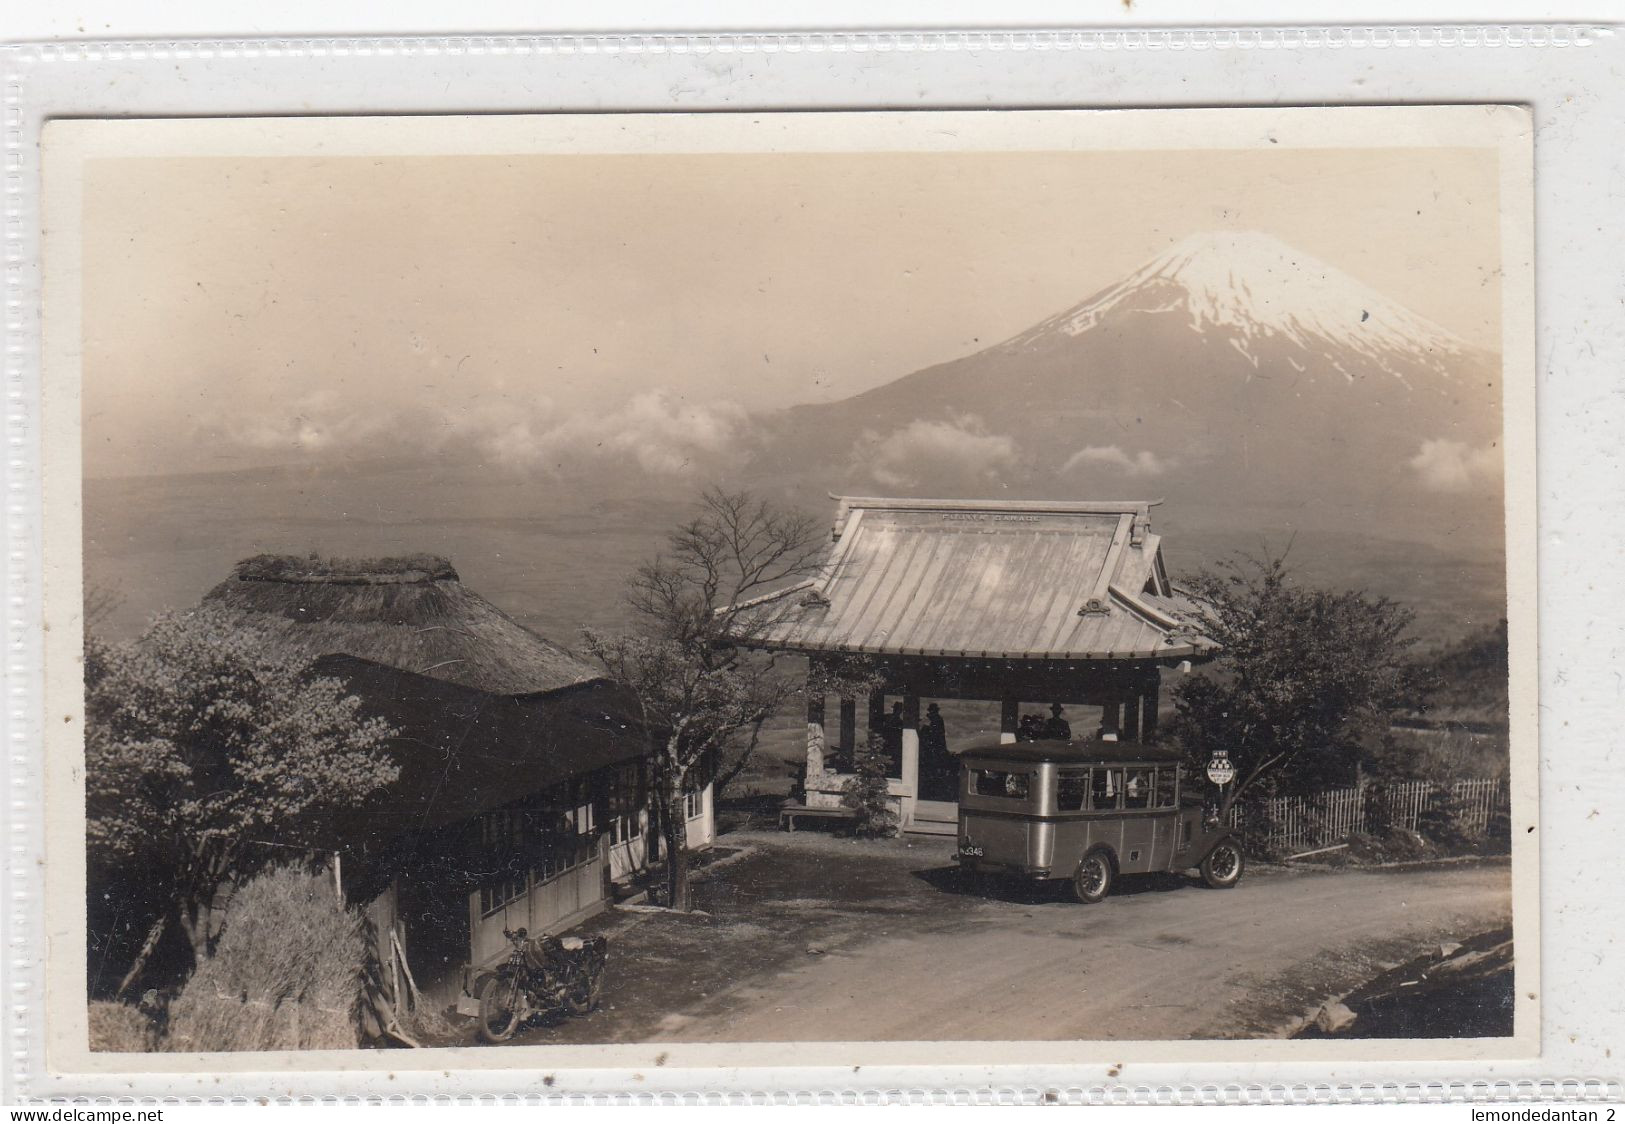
[{"x1": 778, "y1": 804, "x2": 857, "y2": 833}]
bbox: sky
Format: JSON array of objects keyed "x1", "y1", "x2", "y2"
[{"x1": 80, "y1": 145, "x2": 1502, "y2": 479}]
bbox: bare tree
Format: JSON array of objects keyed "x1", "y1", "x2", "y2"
[
  {"x1": 84, "y1": 582, "x2": 125, "y2": 632},
  {"x1": 581, "y1": 487, "x2": 826, "y2": 911}
]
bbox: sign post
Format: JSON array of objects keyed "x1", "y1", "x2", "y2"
[{"x1": 1206, "y1": 750, "x2": 1235, "y2": 787}]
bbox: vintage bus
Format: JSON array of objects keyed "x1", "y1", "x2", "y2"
[{"x1": 953, "y1": 739, "x2": 1244, "y2": 903}]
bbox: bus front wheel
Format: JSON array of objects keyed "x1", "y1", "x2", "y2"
[
  {"x1": 1069, "y1": 851, "x2": 1114, "y2": 904},
  {"x1": 1200, "y1": 840, "x2": 1245, "y2": 889}
]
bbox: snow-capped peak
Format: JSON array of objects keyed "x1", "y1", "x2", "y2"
[{"x1": 1012, "y1": 231, "x2": 1473, "y2": 375}]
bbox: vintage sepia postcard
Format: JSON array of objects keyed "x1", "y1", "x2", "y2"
[{"x1": 38, "y1": 106, "x2": 1537, "y2": 1077}]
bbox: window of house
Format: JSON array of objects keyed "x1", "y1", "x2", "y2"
[
  {"x1": 1090, "y1": 768, "x2": 1121, "y2": 810},
  {"x1": 1155, "y1": 767, "x2": 1178, "y2": 808},
  {"x1": 480, "y1": 780, "x2": 611, "y2": 905},
  {"x1": 611, "y1": 812, "x2": 643, "y2": 845},
  {"x1": 1124, "y1": 768, "x2": 1152, "y2": 809},
  {"x1": 974, "y1": 769, "x2": 1031, "y2": 800},
  {"x1": 683, "y1": 788, "x2": 705, "y2": 821},
  {"x1": 606, "y1": 763, "x2": 643, "y2": 845},
  {"x1": 1057, "y1": 769, "x2": 1089, "y2": 811},
  {"x1": 479, "y1": 864, "x2": 528, "y2": 918},
  {"x1": 531, "y1": 805, "x2": 585, "y2": 884},
  {"x1": 479, "y1": 807, "x2": 525, "y2": 850},
  {"x1": 608, "y1": 764, "x2": 641, "y2": 815}
]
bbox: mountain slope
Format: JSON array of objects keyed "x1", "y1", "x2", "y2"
[
  {"x1": 756, "y1": 231, "x2": 1504, "y2": 541},
  {"x1": 1010, "y1": 231, "x2": 1473, "y2": 385}
]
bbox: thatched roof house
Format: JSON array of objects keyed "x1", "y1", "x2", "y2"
[
  {"x1": 200, "y1": 553, "x2": 648, "y2": 843},
  {"x1": 205, "y1": 553, "x2": 602, "y2": 697},
  {"x1": 196, "y1": 553, "x2": 699, "y2": 1009}
]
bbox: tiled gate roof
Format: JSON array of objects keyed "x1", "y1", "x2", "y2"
[{"x1": 743, "y1": 497, "x2": 1214, "y2": 662}]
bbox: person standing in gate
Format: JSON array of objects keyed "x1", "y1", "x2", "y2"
[
  {"x1": 920, "y1": 702, "x2": 947, "y2": 758},
  {"x1": 918, "y1": 702, "x2": 949, "y2": 792},
  {"x1": 882, "y1": 701, "x2": 905, "y2": 774},
  {"x1": 1043, "y1": 703, "x2": 1072, "y2": 741}
]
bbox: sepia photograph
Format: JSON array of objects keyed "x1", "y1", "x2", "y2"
[{"x1": 39, "y1": 107, "x2": 1536, "y2": 1066}]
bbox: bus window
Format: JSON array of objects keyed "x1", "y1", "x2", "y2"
[
  {"x1": 1124, "y1": 768, "x2": 1152, "y2": 809},
  {"x1": 1089, "y1": 768, "x2": 1121, "y2": 810},
  {"x1": 1155, "y1": 767, "x2": 1177, "y2": 807},
  {"x1": 974, "y1": 769, "x2": 1031, "y2": 800},
  {"x1": 1057, "y1": 769, "x2": 1089, "y2": 811}
]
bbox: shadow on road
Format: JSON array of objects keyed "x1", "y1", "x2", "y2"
[
  {"x1": 911, "y1": 864, "x2": 1209, "y2": 904},
  {"x1": 912, "y1": 864, "x2": 1064, "y2": 904}
]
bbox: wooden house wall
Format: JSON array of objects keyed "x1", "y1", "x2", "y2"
[
  {"x1": 326, "y1": 664, "x2": 722, "y2": 1010},
  {"x1": 605, "y1": 782, "x2": 716, "y2": 882}
]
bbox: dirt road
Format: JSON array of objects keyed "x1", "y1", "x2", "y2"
[
  {"x1": 474, "y1": 832, "x2": 1512, "y2": 1045},
  {"x1": 693, "y1": 860, "x2": 1509, "y2": 1042}
]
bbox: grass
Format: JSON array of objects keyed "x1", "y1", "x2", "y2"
[
  {"x1": 233, "y1": 552, "x2": 458, "y2": 583},
  {"x1": 161, "y1": 865, "x2": 368, "y2": 1053},
  {"x1": 87, "y1": 1000, "x2": 159, "y2": 1053},
  {"x1": 1383, "y1": 727, "x2": 1509, "y2": 781}
]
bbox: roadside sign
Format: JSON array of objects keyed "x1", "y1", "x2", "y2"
[{"x1": 1206, "y1": 751, "x2": 1236, "y2": 786}]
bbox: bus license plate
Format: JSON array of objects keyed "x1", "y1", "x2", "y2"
[{"x1": 959, "y1": 843, "x2": 984, "y2": 858}]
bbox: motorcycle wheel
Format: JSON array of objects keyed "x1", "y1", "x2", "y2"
[
  {"x1": 477, "y1": 974, "x2": 524, "y2": 1043},
  {"x1": 564, "y1": 967, "x2": 602, "y2": 1016}
]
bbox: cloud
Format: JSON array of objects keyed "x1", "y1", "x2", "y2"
[
  {"x1": 475, "y1": 391, "x2": 754, "y2": 477},
  {"x1": 1060, "y1": 445, "x2": 1174, "y2": 477},
  {"x1": 211, "y1": 383, "x2": 756, "y2": 479},
  {"x1": 1408, "y1": 439, "x2": 1501, "y2": 492},
  {"x1": 222, "y1": 389, "x2": 398, "y2": 454},
  {"x1": 851, "y1": 415, "x2": 1018, "y2": 490}
]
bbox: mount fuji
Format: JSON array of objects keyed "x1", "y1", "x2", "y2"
[
  {"x1": 81, "y1": 231, "x2": 1509, "y2": 645},
  {"x1": 755, "y1": 231, "x2": 1504, "y2": 546},
  {"x1": 1009, "y1": 231, "x2": 1474, "y2": 387}
]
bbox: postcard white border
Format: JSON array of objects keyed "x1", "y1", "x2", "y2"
[{"x1": 34, "y1": 105, "x2": 1539, "y2": 1085}]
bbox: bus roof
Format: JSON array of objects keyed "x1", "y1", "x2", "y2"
[{"x1": 954, "y1": 738, "x2": 1186, "y2": 765}]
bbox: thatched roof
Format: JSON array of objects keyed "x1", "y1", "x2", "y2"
[
  {"x1": 202, "y1": 554, "x2": 603, "y2": 697},
  {"x1": 306, "y1": 654, "x2": 647, "y2": 852}
]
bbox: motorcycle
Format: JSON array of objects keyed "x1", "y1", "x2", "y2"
[{"x1": 475, "y1": 926, "x2": 609, "y2": 1044}]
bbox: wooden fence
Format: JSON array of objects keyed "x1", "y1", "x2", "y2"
[{"x1": 1227, "y1": 778, "x2": 1507, "y2": 855}]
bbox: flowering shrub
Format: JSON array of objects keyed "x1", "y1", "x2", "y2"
[{"x1": 86, "y1": 607, "x2": 398, "y2": 982}]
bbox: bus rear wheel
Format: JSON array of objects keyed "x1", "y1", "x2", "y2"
[{"x1": 1069, "y1": 851, "x2": 1114, "y2": 904}]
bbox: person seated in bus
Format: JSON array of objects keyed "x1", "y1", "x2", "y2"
[
  {"x1": 1017, "y1": 713, "x2": 1042, "y2": 741},
  {"x1": 1042, "y1": 703, "x2": 1072, "y2": 741},
  {"x1": 1123, "y1": 768, "x2": 1152, "y2": 809},
  {"x1": 1090, "y1": 767, "x2": 1120, "y2": 809}
]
